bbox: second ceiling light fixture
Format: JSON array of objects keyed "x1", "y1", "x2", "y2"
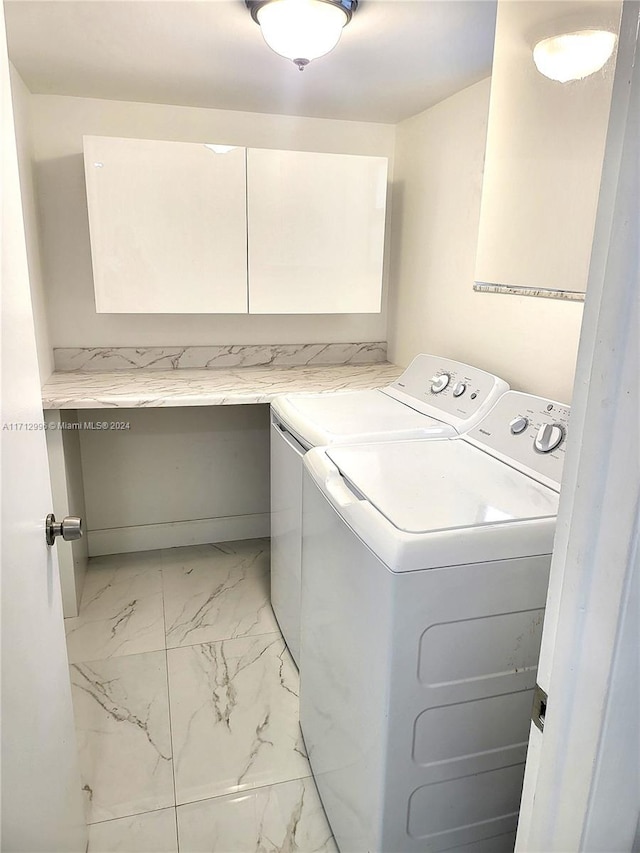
[{"x1": 246, "y1": 0, "x2": 358, "y2": 70}]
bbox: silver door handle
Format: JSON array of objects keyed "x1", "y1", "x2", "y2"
[{"x1": 46, "y1": 513, "x2": 83, "y2": 546}]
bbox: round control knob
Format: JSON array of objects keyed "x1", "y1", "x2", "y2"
[
  {"x1": 430, "y1": 373, "x2": 451, "y2": 394},
  {"x1": 534, "y1": 423, "x2": 565, "y2": 454},
  {"x1": 510, "y1": 416, "x2": 529, "y2": 435},
  {"x1": 452, "y1": 382, "x2": 467, "y2": 398}
]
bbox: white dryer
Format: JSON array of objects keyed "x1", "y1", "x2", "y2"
[
  {"x1": 299, "y1": 391, "x2": 570, "y2": 853},
  {"x1": 270, "y1": 355, "x2": 509, "y2": 665}
]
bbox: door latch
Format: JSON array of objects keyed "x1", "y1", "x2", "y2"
[{"x1": 532, "y1": 683, "x2": 548, "y2": 732}]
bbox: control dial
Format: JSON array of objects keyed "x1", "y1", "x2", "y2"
[
  {"x1": 534, "y1": 423, "x2": 565, "y2": 454},
  {"x1": 509, "y1": 416, "x2": 529, "y2": 435},
  {"x1": 452, "y1": 382, "x2": 467, "y2": 398},
  {"x1": 430, "y1": 373, "x2": 451, "y2": 394}
]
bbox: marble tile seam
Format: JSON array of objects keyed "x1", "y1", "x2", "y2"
[
  {"x1": 164, "y1": 646, "x2": 179, "y2": 828},
  {"x1": 64, "y1": 626, "x2": 286, "y2": 665},
  {"x1": 172, "y1": 771, "x2": 317, "y2": 811},
  {"x1": 163, "y1": 628, "x2": 283, "y2": 653},
  {"x1": 86, "y1": 803, "x2": 177, "y2": 827},
  {"x1": 163, "y1": 629, "x2": 285, "y2": 653}
]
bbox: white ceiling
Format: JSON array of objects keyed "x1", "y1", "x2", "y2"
[{"x1": 4, "y1": 0, "x2": 497, "y2": 124}]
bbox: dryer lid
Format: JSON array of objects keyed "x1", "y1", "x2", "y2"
[
  {"x1": 325, "y1": 439, "x2": 559, "y2": 536},
  {"x1": 272, "y1": 389, "x2": 453, "y2": 448}
]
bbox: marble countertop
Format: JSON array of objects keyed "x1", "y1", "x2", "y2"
[{"x1": 42, "y1": 363, "x2": 403, "y2": 410}]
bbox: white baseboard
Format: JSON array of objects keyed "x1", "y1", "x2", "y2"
[{"x1": 87, "y1": 513, "x2": 271, "y2": 557}]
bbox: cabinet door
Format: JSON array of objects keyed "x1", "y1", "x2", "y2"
[
  {"x1": 475, "y1": 1, "x2": 620, "y2": 295},
  {"x1": 83, "y1": 136, "x2": 248, "y2": 313},
  {"x1": 247, "y1": 148, "x2": 387, "y2": 314}
]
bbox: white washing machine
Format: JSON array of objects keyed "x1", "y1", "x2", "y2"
[
  {"x1": 299, "y1": 391, "x2": 570, "y2": 853},
  {"x1": 270, "y1": 354, "x2": 509, "y2": 665}
]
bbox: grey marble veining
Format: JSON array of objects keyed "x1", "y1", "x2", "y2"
[
  {"x1": 64, "y1": 542, "x2": 338, "y2": 850},
  {"x1": 65, "y1": 593, "x2": 165, "y2": 664},
  {"x1": 70, "y1": 651, "x2": 174, "y2": 823},
  {"x1": 54, "y1": 343, "x2": 387, "y2": 371},
  {"x1": 42, "y1": 362, "x2": 402, "y2": 410},
  {"x1": 79, "y1": 551, "x2": 164, "y2": 619},
  {"x1": 167, "y1": 633, "x2": 310, "y2": 805},
  {"x1": 176, "y1": 777, "x2": 337, "y2": 853},
  {"x1": 162, "y1": 540, "x2": 278, "y2": 649},
  {"x1": 66, "y1": 552, "x2": 165, "y2": 664}
]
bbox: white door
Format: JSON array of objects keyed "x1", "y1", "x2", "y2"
[
  {"x1": 516, "y1": 3, "x2": 640, "y2": 850},
  {"x1": 1, "y1": 9, "x2": 87, "y2": 852}
]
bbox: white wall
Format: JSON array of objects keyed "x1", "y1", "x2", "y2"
[
  {"x1": 29, "y1": 94, "x2": 395, "y2": 349},
  {"x1": 9, "y1": 65, "x2": 53, "y2": 382},
  {"x1": 387, "y1": 78, "x2": 584, "y2": 403},
  {"x1": 77, "y1": 406, "x2": 270, "y2": 556}
]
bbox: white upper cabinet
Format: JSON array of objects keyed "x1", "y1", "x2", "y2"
[
  {"x1": 475, "y1": 1, "x2": 621, "y2": 296},
  {"x1": 83, "y1": 136, "x2": 248, "y2": 313},
  {"x1": 247, "y1": 148, "x2": 388, "y2": 314},
  {"x1": 83, "y1": 137, "x2": 388, "y2": 315}
]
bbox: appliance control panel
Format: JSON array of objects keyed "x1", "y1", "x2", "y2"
[
  {"x1": 465, "y1": 391, "x2": 570, "y2": 490},
  {"x1": 382, "y1": 354, "x2": 509, "y2": 428}
]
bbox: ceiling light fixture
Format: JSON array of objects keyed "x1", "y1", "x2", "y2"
[
  {"x1": 246, "y1": 0, "x2": 358, "y2": 71},
  {"x1": 533, "y1": 29, "x2": 617, "y2": 82}
]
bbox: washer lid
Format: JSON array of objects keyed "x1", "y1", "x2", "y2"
[
  {"x1": 325, "y1": 439, "x2": 559, "y2": 535},
  {"x1": 272, "y1": 389, "x2": 453, "y2": 448}
]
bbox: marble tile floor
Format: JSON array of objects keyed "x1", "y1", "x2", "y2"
[{"x1": 66, "y1": 540, "x2": 337, "y2": 853}]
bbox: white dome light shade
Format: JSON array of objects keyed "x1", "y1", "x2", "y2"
[
  {"x1": 256, "y1": 0, "x2": 348, "y2": 67},
  {"x1": 533, "y1": 29, "x2": 617, "y2": 83}
]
